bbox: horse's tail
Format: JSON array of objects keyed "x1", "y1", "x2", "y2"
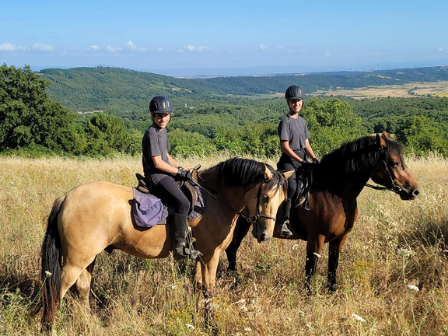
[{"x1": 39, "y1": 195, "x2": 66, "y2": 331}]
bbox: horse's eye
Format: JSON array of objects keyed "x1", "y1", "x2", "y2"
[
  {"x1": 262, "y1": 195, "x2": 269, "y2": 203},
  {"x1": 390, "y1": 161, "x2": 399, "y2": 168}
]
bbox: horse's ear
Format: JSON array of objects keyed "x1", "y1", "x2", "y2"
[
  {"x1": 192, "y1": 165, "x2": 201, "y2": 180},
  {"x1": 376, "y1": 133, "x2": 387, "y2": 149},
  {"x1": 283, "y1": 170, "x2": 294, "y2": 179},
  {"x1": 263, "y1": 165, "x2": 274, "y2": 180},
  {"x1": 382, "y1": 131, "x2": 389, "y2": 140}
]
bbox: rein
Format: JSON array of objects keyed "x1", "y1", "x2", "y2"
[
  {"x1": 194, "y1": 175, "x2": 275, "y2": 225},
  {"x1": 363, "y1": 160, "x2": 402, "y2": 193}
]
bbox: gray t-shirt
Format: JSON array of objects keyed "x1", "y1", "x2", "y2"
[
  {"x1": 277, "y1": 114, "x2": 310, "y2": 169},
  {"x1": 142, "y1": 124, "x2": 171, "y2": 184}
]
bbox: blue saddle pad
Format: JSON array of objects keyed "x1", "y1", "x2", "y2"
[
  {"x1": 132, "y1": 185, "x2": 207, "y2": 228},
  {"x1": 132, "y1": 189, "x2": 164, "y2": 228}
]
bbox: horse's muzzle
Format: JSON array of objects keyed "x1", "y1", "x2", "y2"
[
  {"x1": 257, "y1": 233, "x2": 267, "y2": 243},
  {"x1": 398, "y1": 188, "x2": 420, "y2": 200},
  {"x1": 251, "y1": 223, "x2": 273, "y2": 242}
]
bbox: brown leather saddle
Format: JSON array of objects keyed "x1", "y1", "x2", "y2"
[{"x1": 135, "y1": 173, "x2": 199, "y2": 215}]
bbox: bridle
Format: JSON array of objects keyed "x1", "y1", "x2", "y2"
[
  {"x1": 240, "y1": 180, "x2": 278, "y2": 225},
  {"x1": 194, "y1": 175, "x2": 278, "y2": 225},
  {"x1": 364, "y1": 160, "x2": 402, "y2": 193}
]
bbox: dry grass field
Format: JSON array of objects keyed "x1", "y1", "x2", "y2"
[
  {"x1": 1, "y1": 154, "x2": 447, "y2": 335},
  {"x1": 310, "y1": 81, "x2": 448, "y2": 99}
]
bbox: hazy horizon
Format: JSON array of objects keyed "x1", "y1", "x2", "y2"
[{"x1": 29, "y1": 58, "x2": 448, "y2": 78}]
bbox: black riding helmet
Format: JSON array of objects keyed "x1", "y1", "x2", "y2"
[
  {"x1": 149, "y1": 96, "x2": 173, "y2": 114},
  {"x1": 285, "y1": 85, "x2": 304, "y2": 100}
]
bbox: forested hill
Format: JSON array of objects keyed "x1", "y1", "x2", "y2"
[
  {"x1": 199, "y1": 66, "x2": 448, "y2": 94},
  {"x1": 40, "y1": 66, "x2": 448, "y2": 116},
  {"x1": 2, "y1": 64, "x2": 447, "y2": 158}
]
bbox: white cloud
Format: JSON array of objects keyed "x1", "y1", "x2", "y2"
[
  {"x1": 438, "y1": 47, "x2": 448, "y2": 53},
  {"x1": 0, "y1": 43, "x2": 26, "y2": 51},
  {"x1": 260, "y1": 44, "x2": 268, "y2": 50},
  {"x1": 32, "y1": 43, "x2": 54, "y2": 51},
  {"x1": 105, "y1": 45, "x2": 121, "y2": 52},
  {"x1": 186, "y1": 45, "x2": 210, "y2": 52},
  {"x1": 126, "y1": 40, "x2": 136, "y2": 49},
  {"x1": 89, "y1": 45, "x2": 101, "y2": 50}
]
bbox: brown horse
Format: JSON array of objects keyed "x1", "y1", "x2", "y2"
[
  {"x1": 38, "y1": 157, "x2": 291, "y2": 331},
  {"x1": 225, "y1": 133, "x2": 420, "y2": 292}
]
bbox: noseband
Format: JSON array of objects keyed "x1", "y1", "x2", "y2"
[{"x1": 365, "y1": 160, "x2": 402, "y2": 193}]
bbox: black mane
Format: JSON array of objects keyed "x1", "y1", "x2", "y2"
[
  {"x1": 320, "y1": 135, "x2": 404, "y2": 174},
  {"x1": 215, "y1": 157, "x2": 286, "y2": 191}
]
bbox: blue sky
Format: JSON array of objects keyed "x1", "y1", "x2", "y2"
[{"x1": 1, "y1": 0, "x2": 447, "y2": 76}]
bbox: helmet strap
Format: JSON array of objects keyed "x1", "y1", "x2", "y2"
[{"x1": 150, "y1": 114, "x2": 160, "y2": 129}]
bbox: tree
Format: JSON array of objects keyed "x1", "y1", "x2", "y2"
[
  {"x1": 395, "y1": 116, "x2": 448, "y2": 156},
  {"x1": 168, "y1": 129, "x2": 215, "y2": 157},
  {"x1": 214, "y1": 123, "x2": 280, "y2": 157},
  {"x1": 0, "y1": 64, "x2": 85, "y2": 153},
  {"x1": 84, "y1": 113, "x2": 136, "y2": 155},
  {"x1": 303, "y1": 98, "x2": 366, "y2": 155}
]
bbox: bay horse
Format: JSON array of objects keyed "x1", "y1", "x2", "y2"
[
  {"x1": 38, "y1": 157, "x2": 291, "y2": 331},
  {"x1": 225, "y1": 133, "x2": 420, "y2": 292}
]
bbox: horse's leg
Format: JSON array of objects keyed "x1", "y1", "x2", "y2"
[
  {"x1": 60, "y1": 255, "x2": 97, "y2": 311},
  {"x1": 194, "y1": 260, "x2": 205, "y2": 294},
  {"x1": 60, "y1": 264, "x2": 86, "y2": 301},
  {"x1": 201, "y1": 252, "x2": 220, "y2": 299},
  {"x1": 327, "y1": 235, "x2": 348, "y2": 292},
  {"x1": 75, "y1": 259, "x2": 96, "y2": 311},
  {"x1": 305, "y1": 235, "x2": 325, "y2": 293},
  {"x1": 225, "y1": 216, "x2": 251, "y2": 272},
  {"x1": 201, "y1": 251, "x2": 220, "y2": 334}
]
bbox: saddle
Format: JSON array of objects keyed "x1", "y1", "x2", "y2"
[
  {"x1": 293, "y1": 163, "x2": 314, "y2": 210},
  {"x1": 135, "y1": 173, "x2": 199, "y2": 216}
]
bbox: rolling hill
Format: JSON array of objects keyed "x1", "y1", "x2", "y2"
[{"x1": 40, "y1": 66, "x2": 448, "y2": 117}]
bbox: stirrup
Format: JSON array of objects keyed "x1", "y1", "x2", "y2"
[
  {"x1": 173, "y1": 245, "x2": 189, "y2": 260},
  {"x1": 173, "y1": 243, "x2": 202, "y2": 260},
  {"x1": 189, "y1": 248, "x2": 202, "y2": 260},
  {"x1": 277, "y1": 220, "x2": 293, "y2": 238}
]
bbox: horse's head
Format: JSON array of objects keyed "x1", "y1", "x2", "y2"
[
  {"x1": 245, "y1": 165, "x2": 292, "y2": 242},
  {"x1": 370, "y1": 132, "x2": 420, "y2": 200}
]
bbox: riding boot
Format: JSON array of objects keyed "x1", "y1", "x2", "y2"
[
  {"x1": 275, "y1": 199, "x2": 293, "y2": 238},
  {"x1": 172, "y1": 213, "x2": 201, "y2": 260}
]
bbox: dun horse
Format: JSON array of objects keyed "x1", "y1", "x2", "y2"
[
  {"x1": 38, "y1": 157, "x2": 291, "y2": 331},
  {"x1": 226, "y1": 133, "x2": 420, "y2": 291}
]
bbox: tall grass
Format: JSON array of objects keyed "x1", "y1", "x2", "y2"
[{"x1": 0, "y1": 154, "x2": 447, "y2": 335}]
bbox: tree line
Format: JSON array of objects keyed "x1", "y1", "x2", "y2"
[{"x1": 1, "y1": 64, "x2": 447, "y2": 158}]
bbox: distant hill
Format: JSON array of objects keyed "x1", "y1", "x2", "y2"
[{"x1": 40, "y1": 66, "x2": 448, "y2": 117}]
